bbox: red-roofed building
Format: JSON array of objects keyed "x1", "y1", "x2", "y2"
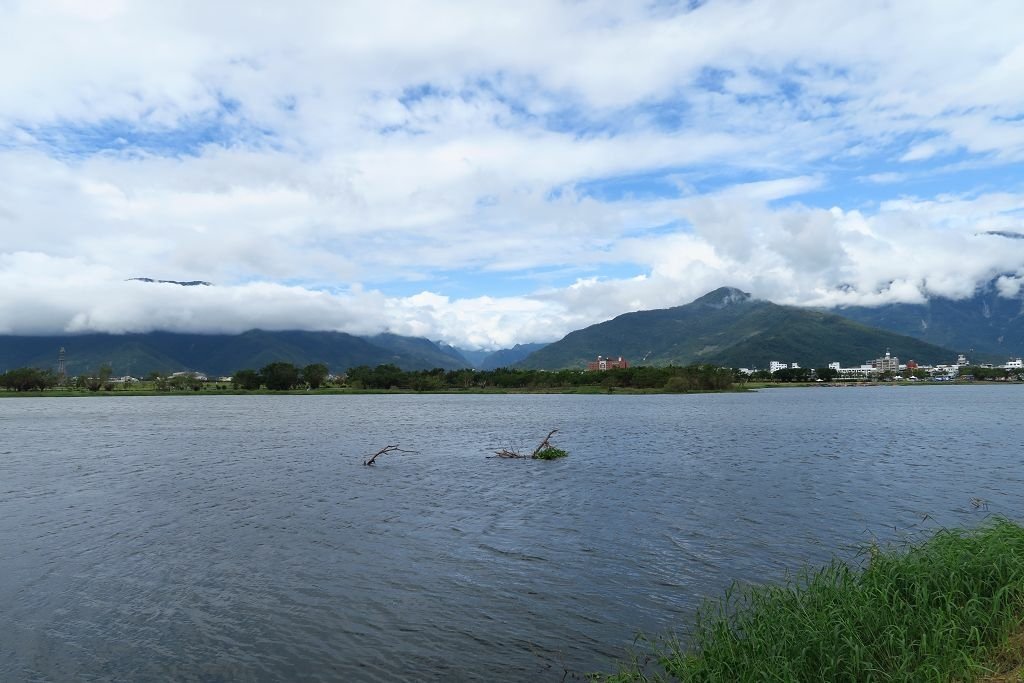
[{"x1": 587, "y1": 355, "x2": 630, "y2": 371}]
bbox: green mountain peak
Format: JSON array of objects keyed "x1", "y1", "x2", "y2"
[
  {"x1": 691, "y1": 286, "x2": 753, "y2": 308},
  {"x1": 517, "y1": 288, "x2": 955, "y2": 370}
]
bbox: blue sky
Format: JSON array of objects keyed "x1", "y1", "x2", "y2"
[{"x1": 1, "y1": 1, "x2": 1023, "y2": 347}]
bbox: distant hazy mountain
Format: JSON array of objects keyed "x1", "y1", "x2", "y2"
[
  {"x1": 0, "y1": 330, "x2": 471, "y2": 377},
  {"x1": 833, "y1": 285, "x2": 1024, "y2": 360},
  {"x1": 454, "y1": 348, "x2": 492, "y2": 368},
  {"x1": 449, "y1": 343, "x2": 549, "y2": 369},
  {"x1": 516, "y1": 287, "x2": 957, "y2": 370},
  {"x1": 128, "y1": 277, "x2": 213, "y2": 286},
  {"x1": 366, "y1": 333, "x2": 471, "y2": 368},
  {"x1": 476, "y1": 343, "x2": 549, "y2": 369}
]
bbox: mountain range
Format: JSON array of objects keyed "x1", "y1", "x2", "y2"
[
  {"x1": 832, "y1": 283, "x2": 1024, "y2": 360},
  {"x1": 4, "y1": 283, "x2": 1022, "y2": 376},
  {"x1": 0, "y1": 328, "x2": 554, "y2": 377},
  {"x1": 0, "y1": 330, "x2": 468, "y2": 377},
  {"x1": 516, "y1": 287, "x2": 958, "y2": 370}
]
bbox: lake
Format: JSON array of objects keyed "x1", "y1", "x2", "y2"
[{"x1": 1, "y1": 386, "x2": 1021, "y2": 681}]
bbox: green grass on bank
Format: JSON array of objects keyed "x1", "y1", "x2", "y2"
[{"x1": 598, "y1": 518, "x2": 1024, "y2": 682}]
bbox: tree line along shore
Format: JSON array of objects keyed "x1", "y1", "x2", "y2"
[
  {"x1": 3, "y1": 360, "x2": 1022, "y2": 395},
  {"x1": 1, "y1": 362, "x2": 737, "y2": 393}
]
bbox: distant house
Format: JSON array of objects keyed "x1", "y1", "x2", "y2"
[
  {"x1": 587, "y1": 355, "x2": 630, "y2": 371},
  {"x1": 171, "y1": 371, "x2": 208, "y2": 382}
]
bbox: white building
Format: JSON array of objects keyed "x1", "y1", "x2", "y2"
[
  {"x1": 769, "y1": 361, "x2": 788, "y2": 373},
  {"x1": 872, "y1": 350, "x2": 900, "y2": 373},
  {"x1": 837, "y1": 365, "x2": 875, "y2": 378}
]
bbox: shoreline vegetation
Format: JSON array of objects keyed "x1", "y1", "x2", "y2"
[
  {"x1": 2, "y1": 363, "x2": 737, "y2": 395},
  {"x1": 2, "y1": 362, "x2": 1021, "y2": 396},
  {"x1": 595, "y1": 518, "x2": 1024, "y2": 682}
]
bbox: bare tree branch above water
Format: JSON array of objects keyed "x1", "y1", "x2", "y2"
[{"x1": 363, "y1": 444, "x2": 418, "y2": 466}]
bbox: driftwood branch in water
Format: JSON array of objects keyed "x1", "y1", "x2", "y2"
[
  {"x1": 530, "y1": 429, "x2": 559, "y2": 458},
  {"x1": 363, "y1": 444, "x2": 418, "y2": 466},
  {"x1": 492, "y1": 446, "x2": 526, "y2": 459},
  {"x1": 490, "y1": 429, "x2": 562, "y2": 459}
]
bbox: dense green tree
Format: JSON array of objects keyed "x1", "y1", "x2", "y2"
[
  {"x1": 410, "y1": 372, "x2": 445, "y2": 391},
  {"x1": 773, "y1": 367, "x2": 812, "y2": 383},
  {"x1": 0, "y1": 367, "x2": 57, "y2": 391},
  {"x1": 302, "y1": 363, "x2": 330, "y2": 389},
  {"x1": 152, "y1": 373, "x2": 203, "y2": 392},
  {"x1": 345, "y1": 365, "x2": 372, "y2": 388},
  {"x1": 358, "y1": 363, "x2": 405, "y2": 389},
  {"x1": 815, "y1": 367, "x2": 838, "y2": 382},
  {"x1": 85, "y1": 364, "x2": 113, "y2": 391},
  {"x1": 260, "y1": 362, "x2": 300, "y2": 390},
  {"x1": 218, "y1": 360, "x2": 742, "y2": 392},
  {"x1": 663, "y1": 364, "x2": 735, "y2": 392},
  {"x1": 960, "y1": 366, "x2": 1016, "y2": 381},
  {"x1": 445, "y1": 368, "x2": 478, "y2": 389},
  {"x1": 233, "y1": 369, "x2": 262, "y2": 390},
  {"x1": 171, "y1": 373, "x2": 204, "y2": 391}
]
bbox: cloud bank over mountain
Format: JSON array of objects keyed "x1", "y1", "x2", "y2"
[{"x1": 2, "y1": 1, "x2": 1023, "y2": 348}]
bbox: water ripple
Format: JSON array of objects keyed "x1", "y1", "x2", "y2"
[{"x1": 1, "y1": 388, "x2": 1022, "y2": 680}]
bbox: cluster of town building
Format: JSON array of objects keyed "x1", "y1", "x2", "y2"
[
  {"x1": 96, "y1": 352, "x2": 1024, "y2": 383},
  {"x1": 748, "y1": 351, "x2": 1024, "y2": 379},
  {"x1": 106, "y1": 370, "x2": 230, "y2": 385}
]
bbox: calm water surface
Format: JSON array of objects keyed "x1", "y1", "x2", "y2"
[{"x1": 1, "y1": 386, "x2": 1022, "y2": 681}]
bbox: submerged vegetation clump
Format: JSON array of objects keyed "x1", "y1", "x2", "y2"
[
  {"x1": 532, "y1": 446, "x2": 569, "y2": 460},
  {"x1": 599, "y1": 518, "x2": 1024, "y2": 682},
  {"x1": 493, "y1": 429, "x2": 569, "y2": 460}
]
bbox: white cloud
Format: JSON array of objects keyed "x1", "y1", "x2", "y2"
[
  {"x1": 1, "y1": 1, "x2": 1024, "y2": 348},
  {"x1": 900, "y1": 142, "x2": 945, "y2": 162},
  {"x1": 4, "y1": 185, "x2": 1021, "y2": 349},
  {"x1": 860, "y1": 172, "x2": 909, "y2": 185}
]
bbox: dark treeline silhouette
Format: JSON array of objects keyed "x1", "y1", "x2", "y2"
[
  {"x1": 342, "y1": 363, "x2": 735, "y2": 391},
  {"x1": 0, "y1": 367, "x2": 58, "y2": 391},
  {"x1": 1, "y1": 361, "x2": 738, "y2": 392},
  {"x1": 232, "y1": 362, "x2": 329, "y2": 391},
  {"x1": 959, "y1": 365, "x2": 1024, "y2": 381}
]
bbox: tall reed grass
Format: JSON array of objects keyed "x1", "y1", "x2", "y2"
[{"x1": 599, "y1": 518, "x2": 1024, "y2": 682}]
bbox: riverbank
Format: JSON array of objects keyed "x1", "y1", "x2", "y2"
[
  {"x1": 0, "y1": 385, "x2": 754, "y2": 397},
  {"x1": 597, "y1": 518, "x2": 1024, "y2": 682},
  {"x1": 4, "y1": 380, "x2": 1020, "y2": 397}
]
